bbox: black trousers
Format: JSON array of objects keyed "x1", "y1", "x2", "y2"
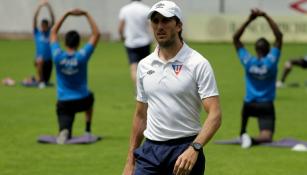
[{"x1": 42, "y1": 60, "x2": 53, "y2": 83}]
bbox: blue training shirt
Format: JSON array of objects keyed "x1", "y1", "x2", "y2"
[
  {"x1": 51, "y1": 41, "x2": 94, "y2": 101},
  {"x1": 34, "y1": 28, "x2": 52, "y2": 60},
  {"x1": 237, "y1": 47, "x2": 281, "y2": 103}
]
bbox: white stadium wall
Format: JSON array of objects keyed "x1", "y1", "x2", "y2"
[
  {"x1": 0, "y1": 0, "x2": 306, "y2": 42},
  {"x1": 186, "y1": 15, "x2": 307, "y2": 42}
]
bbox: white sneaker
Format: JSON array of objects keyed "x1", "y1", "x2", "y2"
[
  {"x1": 84, "y1": 132, "x2": 92, "y2": 137},
  {"x1": 276, "y1": 81, "x2": 284, "y2": 88},
  {"x1": 292, "y1": 144, "x2": 307, "y2": 152},
  {"x1": 84, "y1": 132, "x2": 92, "y2": 141},
  {"x1": 56, "y1": 129, "x2": 69, "y2": 144},
  {"x1": 241, "y1": 133, "x2": 252, "y2": 149},
  {"x1": 38, "y1": 82, "x2": 46, "y2": 89}
]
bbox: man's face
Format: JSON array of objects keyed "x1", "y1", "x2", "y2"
[
  {"x1": 256, "y1": 46, "x2": 269, "y2": 58},
  {"x1": 41, "y1": 22, "x2": 49, "y2": 32},
  {"x1": 150, "y1": 13, "x2": 181, "y2": 48}
]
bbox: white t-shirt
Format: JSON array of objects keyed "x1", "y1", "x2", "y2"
[
  {"x1": 136, "y1": 43, "x2": 219, "y2": 141},
  {"x1": 118, "y1": 1, "x2": 152, "y2": 48}
]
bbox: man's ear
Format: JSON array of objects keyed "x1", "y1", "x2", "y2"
[{"x1": 176, "y1": 21, "x2": 182, "y2": 32}]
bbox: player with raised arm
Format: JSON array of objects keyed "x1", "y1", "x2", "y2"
[
  {"x1": 30, "y1": 0, "x2": 55, "y2": 88},
  {"x1": 50, "y1": 9, "x2": 100, "y2": 144},
  {"x1": 233, "y1": 9, "x2": 283, "y2": 148}
]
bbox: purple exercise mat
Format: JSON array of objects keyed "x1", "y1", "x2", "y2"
[
  {"x1": 215, "y1": 137, "x2": 307, "y2": 148},
  {"x1": 38, "y1": 134, "x2": 102, "y2": 144}
]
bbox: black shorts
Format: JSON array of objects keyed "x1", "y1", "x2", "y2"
[
  {"x1": 57, "y1": 93, "x2": 94, "y2": 117},
  {"x1": 291, "y1": 57, "x2": 307, "y2": 68},
  {"x1": 42, "y1": 60, "x2": 52, "y2": 83},
  {"x1": 34, "y1": 59, "x2": 53, "y2": 83},
  {"x1": 126, "y1": 44, "x2": 151, "y2": 64},
  {"x1": 56, "y1": 93, "x2": 94, "y2": 136},
  {"x1": 242, "y1": 101, "x2": 275, "y2": 133}
]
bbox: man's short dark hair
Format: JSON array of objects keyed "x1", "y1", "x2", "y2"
[
  {"x1": 41, "y1": 19, "x2": 49, "y2": 26},
  {"x1": 65, "y1": 30, "x2": 80, "y2": 49},
  {"x1": 255, "y1": 37, "x2": 270, "y2": 56}
]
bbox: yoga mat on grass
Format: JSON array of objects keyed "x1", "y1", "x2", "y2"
[
  {"x1": 215, "y1": 137, "x2": 307, "y2": 148},
  {"x1": 38, "y1": 134, "x2": 102, "y2": 144}
]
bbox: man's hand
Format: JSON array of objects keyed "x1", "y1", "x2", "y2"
[
  {"x1": 173, "y1": 147, "x2": 199, "y2": 175},
  {"x1": 69, "y1": 8, "x2": 86, "y2": 16},
  {"x1": 249, "y1": 8, "x2": 258, "y2": 21},
  {"x1": 39, "y1": 0, "x2": 48, "y2": 6},
  {"x1": 251, "y1": 8, "x2": 266, "y2": 17}
]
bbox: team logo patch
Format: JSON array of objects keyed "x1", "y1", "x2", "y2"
[
  {"x1": 147, "y1": 70, "x2": 155, "y2": 75},
  {"x1": 172, "y1": 64, "x2": 183, "y2": 75},
  {"x1": 155, "y1": 3, "x2": 165, "y2": 9}
]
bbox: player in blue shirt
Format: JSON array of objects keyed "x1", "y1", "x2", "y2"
[
  {"x1": 31, "y1": 1, "x2": 54, "y2": 88},
  {"x1": 233, "y1": 9, "x2": 283, "y2": 148},
  {"x1": 50, "y1": 9, "x2": 100, "y2": 144}
]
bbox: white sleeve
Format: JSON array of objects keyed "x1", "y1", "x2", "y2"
[
  {"x1": 194, "y1": 59, "x2": 219, "y2": 99},
  {"x1": 136, "y1": 64, "x2": 148, "y2": 103},
  {"x1": 118, "y1": 7, "x2": 125, "y2": 20}
]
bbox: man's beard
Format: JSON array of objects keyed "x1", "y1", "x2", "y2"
[{"x1": 157, "y1": 33, "x2": 176, "y2": 49}]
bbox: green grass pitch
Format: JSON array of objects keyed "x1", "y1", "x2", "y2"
[{"x1": 0, "y1": 40, "x2": 306, "y2": 175}]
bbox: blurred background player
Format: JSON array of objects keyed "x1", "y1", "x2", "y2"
[
  {"x1": 118, "y1": 0, "x2": 152, "y2": 85},
  {"x1": 233, "y1": 9, "x2": 283, "y2": 148},
  {"x1": 276, "y1": 55, "x2": 307, "y2": 88},
  {"x1": 24, "y1": 0, "x2": 55, "y2": 88},
  {"x1": 50, "y1": 9, "x2": 100, "y2": 144}
]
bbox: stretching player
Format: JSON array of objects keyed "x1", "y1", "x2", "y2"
[
  {"x1": 276, "y1": 56, "x2": 307, "y2": 87},
  {"x1": 32, "y1": 0, "x2": 55, "y2": 88},
  {"x1": 50, "y1": 9, "x2": 100, "y2": 144},
  {"x1": 233, "y1": 9, "x2": 283, "y2": 148}
]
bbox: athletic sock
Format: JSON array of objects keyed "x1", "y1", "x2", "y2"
[
  {"x1": 240, "y1": 115, "x2": 249, "y2": 135},
  {"x1": 86, "y1": 121, "x2": 91, "y2": 133}
]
